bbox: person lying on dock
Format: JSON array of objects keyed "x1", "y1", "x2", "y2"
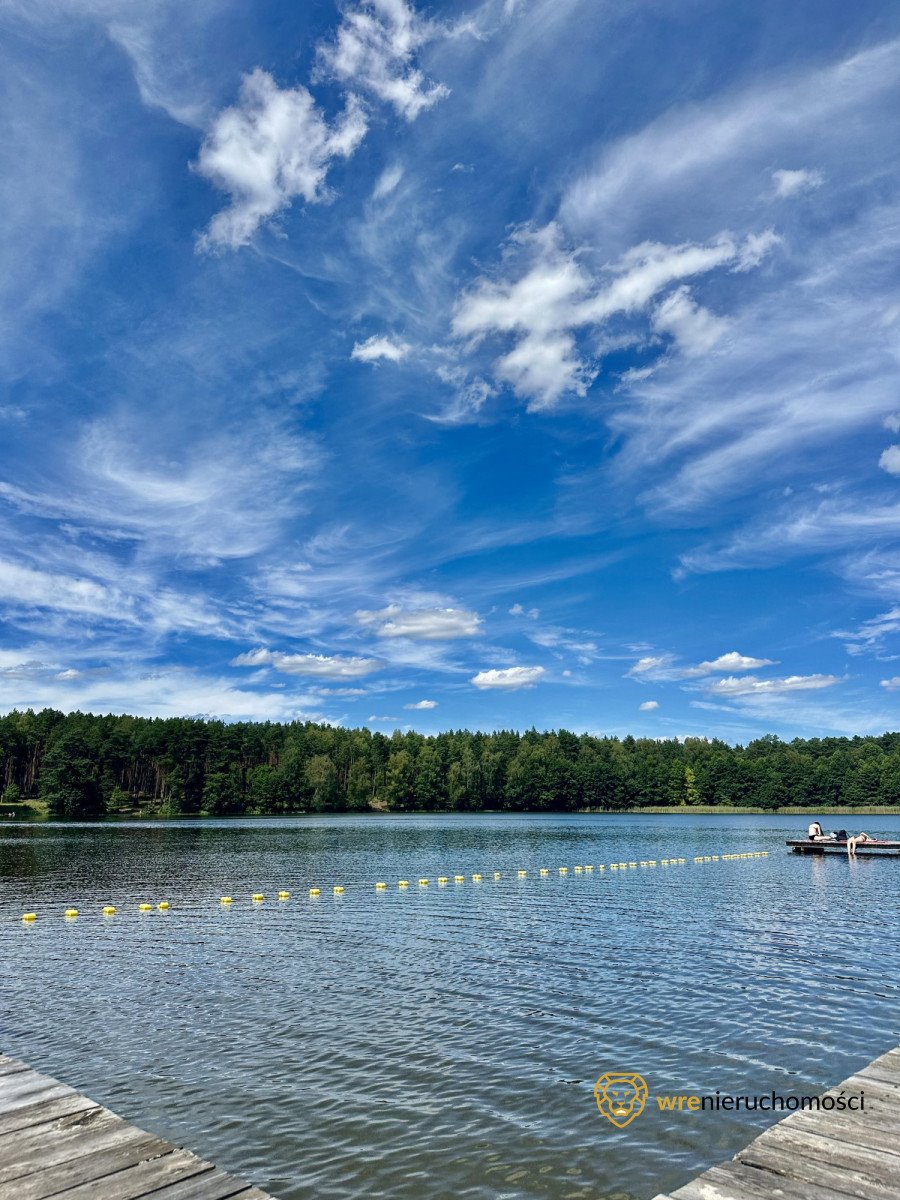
[
  {"x1": 847, "y1": 832, "x2": 873, "y2": 857},
  {"x1": 807, "y1": 822, "x2": 836, "y2": 842}
]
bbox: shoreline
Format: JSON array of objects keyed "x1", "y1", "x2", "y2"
[{"x1": 4, "y1": 804, "x2": 900, "y2": 823}]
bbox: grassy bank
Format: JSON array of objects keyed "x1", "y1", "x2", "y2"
[{"x1": 611, "y1": 805, "x2": 900, "y2": 816}]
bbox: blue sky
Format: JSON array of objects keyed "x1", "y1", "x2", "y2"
[{"x1": 1, "y1": 0, "x2": 900, "y2": 741}]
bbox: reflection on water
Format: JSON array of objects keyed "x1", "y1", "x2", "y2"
[{"x1": 1, "y1": 813, "x2": 899, "y2": 1200}]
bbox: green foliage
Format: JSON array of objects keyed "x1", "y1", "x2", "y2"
[
  {"x1": 2, "y1": 781, "x2": 22, "y2": 805},
  {"x1": 1, "y1": 709, "x2": 899, "y2": 817}
]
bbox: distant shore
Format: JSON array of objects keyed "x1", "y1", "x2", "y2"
[{"x1": 4, "y1": 802, "x2": 900, "y2": 821}]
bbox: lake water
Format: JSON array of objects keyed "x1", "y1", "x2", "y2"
[{"x1": 2, "y1": 812, "x2": 899, "y2": 1200}]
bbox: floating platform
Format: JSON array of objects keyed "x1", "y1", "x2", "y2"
[
  {"x1": 653, "y1": 1045, "x2": 900, "y2": 1200},
  {"x1": 787, "y1": 838, "x2": 900, "y2": 856},
  {"x1": 0, "y1": 1055, "x2": 277, "y2": 1199}
]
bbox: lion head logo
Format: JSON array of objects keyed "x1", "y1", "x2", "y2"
[{"x1": 593, "y1": 1072, "x2": 649, "y2": 1128}]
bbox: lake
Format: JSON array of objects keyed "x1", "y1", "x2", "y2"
[{"x1": 2, "y1": 812, "x2": 899, "y2": 1199}]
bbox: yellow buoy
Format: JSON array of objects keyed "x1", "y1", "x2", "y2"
[
  {"x1": 517, "y1": 869, "x2": 527, "y2": 878},
  {"x1": 539, "y1": 868, "x2": 549, "y2": 876},
  {"x1": 309, "y1": 888, "x2": 321, "y2": 897},
  {"x1": 419, "y1": 878, "x2": 430, "y2": 886},
  {"x1": 574, "y1": 866, "x2": 583, "y2": 874},
  {"x1": 65, "y1": 908, "x2": 78, "y2": 918},
  {"x1": 610, "y1": 864, "x2": 618, "y2": 870},
  {"x1": 438, "y1": 876, "x2": 448, "y2": 884},
  {"x1": 399, "y1": 880, "x2": 410, "y2": 888},
  {"x1": 559, "y1": 867, "x2": 568, "y2": 874},
  {"x1": 493, "y1": 871, "x2": 501, "y2": 880},
  {"x1": 157, "y1": 902, "x2": 170, "y2": 911},
  {"x1": 629, "y1": 862, "x2": 637, "y2": 868},
  {"x1": 278, "y1": 891, "x2": 290, "y2": 900},
  {"x1": 375, "y1": 881, "x2": 387, "y2": 890},
  {"x1": 333, "y1": 886, "x2": 344, "y2": 894},
  {"x1": 584, "y1": 865, "x2": 593, "y2": 872},
  {"x1": 597, "y1": 864, "x2": 605, "y2": 870},
  {"x1": 102, "y1": 906, "x2": 116, "y2": 915},
  {"x1": 22, "y1": 913, "x2": 36, "y2": 922},
  {"x1": 138, "y1": 904, "x2": 152, "y2": 912},
  {"x1": 454, "y1": 875, "x2": 464, "y2": 882},
  {"x1": 471, "y1": 874, "x2": 481, "y2": 882},
  {"x1": 252, "y1": 893, "x2": 264, "y2": 902}
]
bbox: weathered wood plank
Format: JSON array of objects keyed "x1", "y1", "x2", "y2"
[
  {"x1": 665, "y1": 1047, "x2": 900, "y2": 1199},
  {"x1": 736, "y1": 1138, "x2": 899, "y2": 1200},
  {"x1": 15, "y1": 1149, "x2": 216, "y2": 1200},
  {"x1": 0, "y1": 1112, "x2": 153, "y2": 1186},
  {"x1": 0, "y1": 1056, "x2": 279, "y2": 1199},
  {"x1": 671, "y1": 1160, "x2": 880, "y2": 1200},
  {"x1": 0, "y1": 1137, "x2": 174, "y2": 1200},
  {"x1": 748, "y1": 1123, "x2": 900, "y2": 1184},
  {"x1": 144, "y1": 1172, "x2": 274, "y2": 1200},
  {"x1": 0, "y1": 1094, "x2": 100, "y2": 1138},
  {"x1": 0, "y1": 1061, "x2": 31, "y2": 1079}
]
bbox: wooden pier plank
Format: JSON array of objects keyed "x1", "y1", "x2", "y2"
[
  {"x1": 0, "y1": 1056, "x2": 279, "y2": 1199},
  {"x1": 0, "y1": 1094, "x2": 99, "y2": 1138},
  {"x1": 664, "y1": 1047, "x2": 900, "y2": 1200}
]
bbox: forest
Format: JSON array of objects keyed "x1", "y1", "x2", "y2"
[{"x1": 1, "y1": 708, "x2": 899, "y2": 818}]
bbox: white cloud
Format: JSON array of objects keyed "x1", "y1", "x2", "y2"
[
  {"x1": 880, "y1": 677, "x2": 900, "y2": 690},
  {"x1": 879, "y1": 445, "x2": 900, "y2": 476},
  {"x1": 627, "y1": 650, "x2": 778, "y2": 680},
  {"x1": 195, "y1": 69, "x2": 367, "y2": 250},
  {"x1": 509, "y1": 602, "x2": 539, "y2": 618},
  {"x1": 470, "y1": 665, "x2": 545, "y2": 689},
  {"x1": 695, "y1": 651, "x2": 776, "y2": 672},
  {"x1": 368, "y1": 713, "x2": 399, "y2": 722},
  {"x1": 404, "y1": 699, "x2": 437, "y2": 709},
  {"x1": 884, "y1": 413, "x2": 900, "y2": 433},
  {"x1": 355, "y1": 604, "x2": 482, "y2": 639},
  {"x1": 231, "y1": 649, "x2": 382, "y2": 678},
  {"x1": 772, "y1": 168, "x2": 824, "y2": 198},
  {"x1": 652, "y1": 286, "x2": 730, "y2": 357},
  {"x1": 351, "y1": 335, "x2": 411, "y2": 363},
  {"x1": 317, "y1": 0, "x2": 449, "y2": 121},
  {"x1": 626, "y1": 654, "x2": 678, "y2": 678},
  {"x1": 452, "y1": 224, "x2": 776, "y2": 408},
  {"x1": 707, "y1": 673, "x2": 839, "y2": 697},
  {"x1": 638, "y1": 700, "x2": 659, "y2": 711}
]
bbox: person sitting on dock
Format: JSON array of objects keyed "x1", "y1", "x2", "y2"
[
  {"x1": 807, "y1": 821, "x2": 834, "y2": 842},
  {"x1": 847, "y1": 832, "x2": 873, "y2": 857}
]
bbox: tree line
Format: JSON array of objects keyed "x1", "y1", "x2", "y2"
[{"x1": 1, "y1": 708, "x2": 899, "y2": 818}]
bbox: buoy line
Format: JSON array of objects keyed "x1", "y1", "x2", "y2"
[{"x1": 15, "y1": 852, "x2": 769, "y2": 921}]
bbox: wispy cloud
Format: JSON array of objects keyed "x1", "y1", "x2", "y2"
[
  {"x1": 351, "y1": 335, "x2": 411, "y2": 362},
  {"x1": 404, "y1": 698, "x2": 437, "y2": 708},
  {"x1": 231, "y1": 649, "x2": 383, "y2": 678},
  {"x1": 771, "y1": 168, "x2": 824, "y2": 198},
  {"x1": 707, "y1": 673, "x2": 840, "y2": 697}
]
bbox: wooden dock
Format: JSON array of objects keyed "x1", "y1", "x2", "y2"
[
  {"x1": 0, "y1": 1055, "x2": 277, "y2": 1200},
  {"x1": 787, "y1": 838, "x2": 900, "y2": 856},
  {"x1": 653, "y1": 1045, "x2": 900, "y2": 1200}
]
